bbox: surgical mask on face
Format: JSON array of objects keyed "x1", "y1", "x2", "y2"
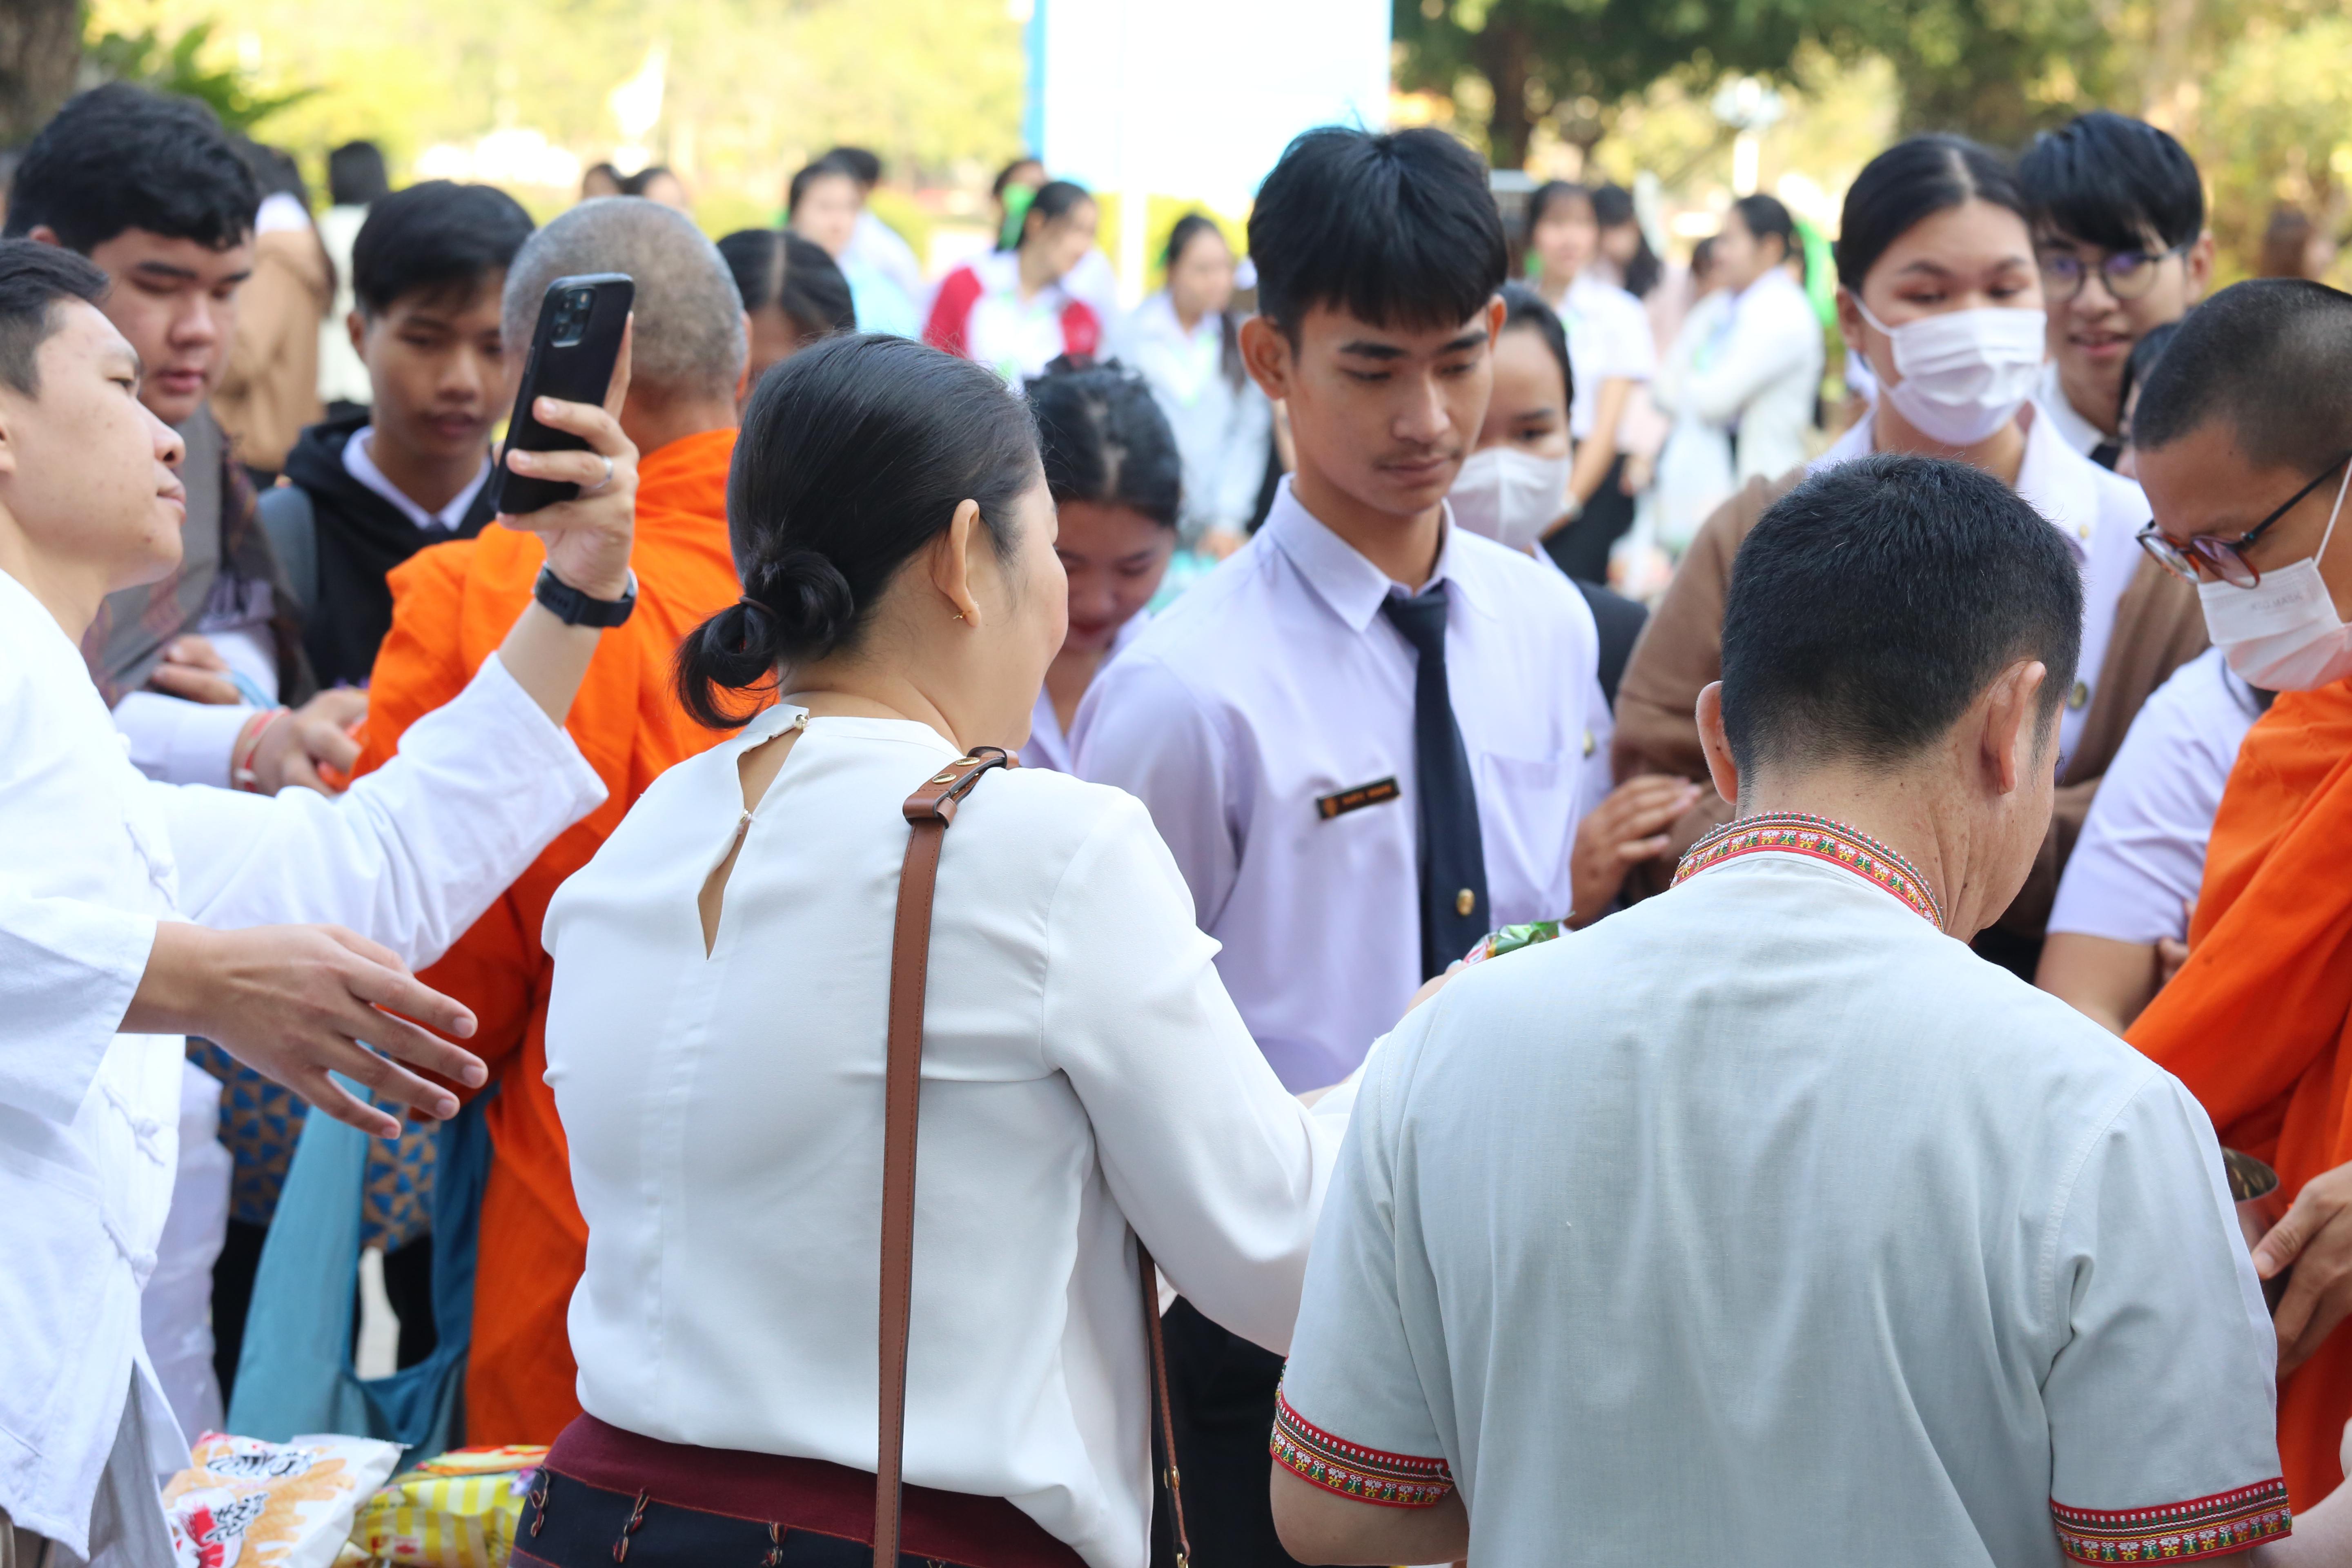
[
  {"x1": 1450, "y1": 445, "x2": 1575, "y2": 554},
  {"x1": 2199, "y1": 462, "x2": 2352, "y2": 691},
  {"x1": 1853, "y1": 299, "x2": 2045, "y2": 447}
]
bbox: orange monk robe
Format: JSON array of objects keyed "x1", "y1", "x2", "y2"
[
  {"x1": 2128, "y1": 677, "x2": 2352, "y2": 1509},
  {"x1": 353, "y1": 426, "x2": 748, "y2": 1445}
]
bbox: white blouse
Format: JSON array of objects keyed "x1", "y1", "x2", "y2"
[{"x1": 543, "y1": 707, "x2": 1354, "y2": 1568}]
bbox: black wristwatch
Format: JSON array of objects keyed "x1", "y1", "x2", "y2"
[{"x1": 534, "y1": 564, "x2": 637, "y2": 628}]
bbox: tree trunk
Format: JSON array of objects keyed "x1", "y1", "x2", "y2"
[
  {"x1": 1476, "y1": 12, "x2": 1535, "y2": 171},
  {"x1": 0, "y1": 0, "x2": 82, "y2": 147}
]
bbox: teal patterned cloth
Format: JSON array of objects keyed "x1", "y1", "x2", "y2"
[{"x1": 187, "y1": 1040, "x2": 436, "y2": 1249}]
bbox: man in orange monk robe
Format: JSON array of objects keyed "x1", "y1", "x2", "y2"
[
  {"x1": 354, "y1": 198, "x2": 756, "y2": 1444},
  {"x1": 2127, "y1": 279, "x2": 2352, "y2": 1509}
]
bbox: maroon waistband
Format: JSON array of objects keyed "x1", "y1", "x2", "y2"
[{"x1": 543, "y1": 1414, "x2": 1087, "y2": 1568}]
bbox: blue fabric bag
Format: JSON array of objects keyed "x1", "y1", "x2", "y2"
[{"x1": 224, "y1": 1079, "x2": 489, "y2": 1457}]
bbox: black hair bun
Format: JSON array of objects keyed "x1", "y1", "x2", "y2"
[{"x1": 746, "y1": 547, "x2": 858, "y2": 663}]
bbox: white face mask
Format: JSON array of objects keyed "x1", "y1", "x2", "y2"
[
  {"x1": 2198, "y1": 461, "x2": 2352, "y2": 691},
  {"x1": 1450, "y1": 446, "x2": 1575, "y2": 555},
  {"x1": 1853, "y1": 300, "x2": 2045, "y2": 447}
]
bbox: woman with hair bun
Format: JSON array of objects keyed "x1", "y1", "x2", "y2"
[
  {"x1": 524, "y1": 333, "x2": 1361, "y2": 1568},
  {"x1": 1022, "y1": 358, "x2": 1183, "y2": 771}
]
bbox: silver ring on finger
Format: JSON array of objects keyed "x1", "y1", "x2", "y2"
[{"x1": 583, "y1": 454, "x2": 615, "y2": 495}]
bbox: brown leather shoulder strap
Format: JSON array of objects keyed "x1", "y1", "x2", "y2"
[
  {"x1": 874, "y1": 745, "x2": 1190, "y2": 1567},
  {"x1": 878, "y1": 746, "x2": 1013, "y2": 1563}
]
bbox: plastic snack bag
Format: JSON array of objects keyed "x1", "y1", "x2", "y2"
[
  {"x1": 347, "y1": 1445, "x2": 549, "y2": 1567},
  {"x1": 1459, "y1": 920, "x2": 1564, "y2": 967},
  {"x1": 165, "y1": 1432, "x2": 405, "y2": 1568}
]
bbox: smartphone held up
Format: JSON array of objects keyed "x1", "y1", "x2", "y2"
[{"x1": 490, "y1": 273, "x2": 635, "y2": 516}]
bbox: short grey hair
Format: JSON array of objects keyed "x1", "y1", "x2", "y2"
[{"x1": 502, "y1": 197, "x2": 746, "y2": 403}]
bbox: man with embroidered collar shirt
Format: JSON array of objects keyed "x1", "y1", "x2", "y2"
[
  {"x1": 2020, "y1": 111, "x2": 2214, "y2": 469},
  {"x1": 1274, "y1": 453, "x2": 2348, "y2": 1568},
  {"x1": 1071, "y1": 124, "x2": 1599, "y2": 1566}
]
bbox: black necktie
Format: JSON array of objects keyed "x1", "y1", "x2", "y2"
[
  {"x1": 2089, "y1": 437, "x2": 2123, "y2": 471},
  {"x1": 1380, "y1": 586, "x2": 1489, "y2": 980}
]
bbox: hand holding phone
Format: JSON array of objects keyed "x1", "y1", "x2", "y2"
[{"x1": 498, "y1": 304, "x2": 639, "y2": 604}]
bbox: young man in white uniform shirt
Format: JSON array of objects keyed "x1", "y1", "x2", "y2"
[
  {"x1": 2019, "y1": 111, "x2": 2213, "y2": 470},
  {"x1": 0, "y1": 243, "x2": 646, "y2": 1562},
  {"x1": 1072, "y1": 125, "x2": 1597, "y2": 1567},
  {"x1": 1274, "y1": 454, "x2": 2351, "y2": 1568}
]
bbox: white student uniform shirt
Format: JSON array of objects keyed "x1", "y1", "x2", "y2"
[
  {"x1": 543, "y1": 707, "x2": 1353, "y2": 1568},
  {"x1": 1657, "y1": 267, "x2": 1823, "y2": 485},
  {"x1": 2034, "y1": 358, "x2": 2112, "y2": 459},
  {"x1": 343, "y1": 425, "x2": 491, "y2": 533},
  {"x1": 1282, "y1": 840, "x2": 2283, "y2": 1567},
  {"x1": 1071, "y1": 480, "x2": 1600, "y2": 1091},
  {"x1": 1111, "y1": 294, "x2": 1274, "y2": 541},
  {"x1": 1813, "y1": 409, "x2": 2148, "y2": 771},
  {"x1": 0, "y1": 567, "x2": 605, "y2": 1555},
  {"x1": 1553, "y1": 273, "x2": 1657, "y2": 441},
  {"x1": 2049, "y1": 647, "x2": 2264, "y2": 945},
  {"x1": 1022, "y1": 612, "x2": 1149, "y2": 773}
]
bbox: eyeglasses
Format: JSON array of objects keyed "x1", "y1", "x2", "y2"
[
  {"x1": 2136, "y1": 452, "x2": 2352, "y2": 588},
  {"x1": 2037, "y1": 242, "x2": 2192, "y2": 303}
]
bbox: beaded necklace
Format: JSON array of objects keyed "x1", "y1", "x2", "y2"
[{"x1": 1670, "y1": 810, "x2": 1945, "y2": 930}]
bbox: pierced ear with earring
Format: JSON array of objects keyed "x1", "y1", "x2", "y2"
[{"x1": 951, "y1": 611, "x2": 967, "y2": 622}]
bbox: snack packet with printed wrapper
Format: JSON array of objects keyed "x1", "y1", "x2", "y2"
[{"x1": 347, "y1": 1445, "x2": 549, "y2": 1567}]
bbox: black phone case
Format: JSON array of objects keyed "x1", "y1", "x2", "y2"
[{"x1": 488, "y1": 273, "x2": 635, "y2": 516}]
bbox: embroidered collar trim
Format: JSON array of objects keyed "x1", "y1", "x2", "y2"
[{"x1": 1673, "y1": 811, "x2": 1944, "y2": 930}]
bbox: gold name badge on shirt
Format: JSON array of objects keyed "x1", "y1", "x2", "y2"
[{"x1": 1316, "y1": 777, "x2": 1401, "y2": 820}]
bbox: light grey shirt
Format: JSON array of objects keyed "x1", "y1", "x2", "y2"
[{"x1": 1281, "y1": 842, "x2": 2285, "y2": 1566}]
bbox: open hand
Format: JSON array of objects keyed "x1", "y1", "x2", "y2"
[
  {"x1": 1570, "y1": 774, "x2": 1704, "y2": 928},
  {"x1": 130, "y1": 921, "x2": 486, "y2": 1139},
  {"x1": 499, "y1": 317, "x2": 638, "y2": 601}
]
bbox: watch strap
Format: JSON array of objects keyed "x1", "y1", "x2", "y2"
[{"x1": 533, "y1": 564, "x2": 637, "y2": 628}]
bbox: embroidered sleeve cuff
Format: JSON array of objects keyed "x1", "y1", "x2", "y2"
[
  {"x1": 1270, "y1": 1389, "x2": 1454, "y2": 1509},
  {"x1": 2051, "y1": 1479, "x2": 2291, "y2": 1563}
]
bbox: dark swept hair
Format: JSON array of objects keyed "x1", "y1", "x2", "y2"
[
  {"x1": 2019, "y1": 110, "x2": 2204, "y2": 256},
  {"x1": 4, "y1": 83, "x2": 258, "y2": 253},
  {"x1": 1722, "y1": 454, "x2": 2081, "y2": 780},
  {"x1": 2132, "y1": 280, "x2": 2352, "y2": 475},
  {"x1": 1527, "y1": 180, "x2": 1593, "y2": 233},
  {"x1": 1730, "y1": 194, "x2": 1798, "y2": 274},
  {"x1": 1592, "y1": 183, "x2": 1661, "y2": 298},
  {"x1": 242, "y1": 141, "x2": 308, "y2": 206},
  {"x1": 1026, "y1": 359, "x2": 1183, "y2": 529},
  {"x1": 717, "y1": 228, "x2": 857, "y2": 339},
  {"x1": 1249, "y1": 127, "x2": 1506, "y2": 338},
  {"x1": 1498, "y1": 281, "x2": 1573, "y2": 410},
  {"x1": 787, "y1": 155, "x2": 861, "y2": 216},
  {"x1": 0, "y1": 239, "x2": 112, "y2": 396},
  {"x1": 823, "y1": 146, "x2": 883, "y2": 187},
  {"x1": 327, "y1": 141, "x2": 390, "y2": 207},
  {"x1": 1163, "y1": 212, "x2": 1245, "y2": 389},
  {"x1": 1835, "y1": 136, "x2": 2026, "y2": 291},
  {"x1": 1013, "y1": 180, "x2": 1093, "y2": 253},
  {"x1": 352, "y1": 181, "x2": 535, "y2": 317},
  {"x1": 675, "y1": 334, "x2": 1042, "y2": 727}
]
